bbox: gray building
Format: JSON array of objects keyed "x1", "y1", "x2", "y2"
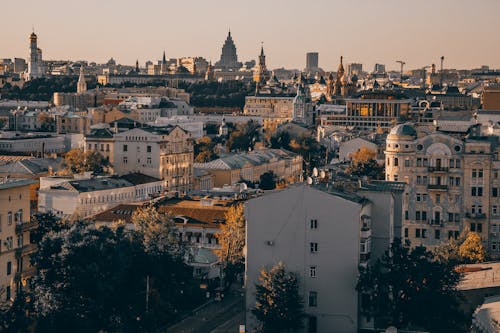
[
  {"x1": 306, "y1": 52, "x2": 319, "y2": 72},
  {"x1": 245, "y1": 182, "x2": 404, "y2": 333}
]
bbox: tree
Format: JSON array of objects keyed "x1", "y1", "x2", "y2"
[
  {"x1": 37, "y1": 112, "x2": 55, "y2": 132},
  {"x1": 459, "y1": 232, "x2": 486, "y2": 263},
  {"x1": 63, "y1": 149, "x2": 109, "y2": 174},
  {"x1": 346, "y1": 148, "x2": 384, "y2": 180},
  {"x1": 357, "y1": 239, "x2": 467, "y2": 332},
  {"x1": 131, "y1": 205, "x2": 182, "y2": 257},
  {"x1": 226, "y1": 120, "x2": 261, "y2": 152},
  {"x1": 259, "y1": 171, "x2": 277, "y2": 190},
  {"x1": 216, "y1": 203, "x2": 246, "y2": 286},
  {"x1": 252, "y1": 262, "x2": 305, "y2": 333},
  {"x1": 350, "y1": 147, "x2": 376, "y2": 164},
  {"x1": 194, "y1": 136, "x2": 219, "y2": 163}
]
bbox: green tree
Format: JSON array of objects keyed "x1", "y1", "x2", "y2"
[
  {"x1": 357, "y1": 239, "x2": 466, "y2": 332},
  {"x1": 459, "y1": 232, "x2": 486, "y2": 263},
  {"x1": 252, "y1": 262, "x2": 305, "y2": 333},
  {"x1": 194, "y1": 136, "x2": 219, "y2": 163},
  {"x1": 63, "y1": 149, "x2": 109, "y2": 174},
  {"x1": 215, "y1": 204, "x2": 245, "y2": 286},
  {"x1": 226, "y1": 120, "x2": 261, "y2": 152},
  {"x1": 259, "y1": 171, "x2": 277, "y2": 190}
]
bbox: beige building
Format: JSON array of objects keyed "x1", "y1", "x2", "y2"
[
  {"x1": 112, "y1": 126, "x2": 194, "y2": 193},
  {"x1": 194, "y1": 148, "x2": 303, "y2": 187},
  {"x1": 385, "y1": 123, "x2": 500, "y2": 255},
  {"x1": 483, "y1": 86, "x2": 500, "y2": 111},
  {"x1": 0, "y1": 179, "x2": 37, "y2": 304}
]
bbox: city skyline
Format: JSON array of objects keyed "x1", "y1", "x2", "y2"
[{"x1": 1, "y1": 0, "x2": 500, "y2": 71}]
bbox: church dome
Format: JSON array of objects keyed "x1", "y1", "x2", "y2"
[{"x1": 389, "y1": 124, "x2": 417, "y2": 137}]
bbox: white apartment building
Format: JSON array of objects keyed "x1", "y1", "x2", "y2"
[
  {"x1": 38, "y1": 173, "x2": 166, "y2": 218},
  {"x1": 245, "y1": 183, "x2": 404, "y2": 333}
]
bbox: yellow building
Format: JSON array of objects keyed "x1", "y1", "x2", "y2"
[{"x1": 0, "y1": 179, "x2": 37, "y2": 304}]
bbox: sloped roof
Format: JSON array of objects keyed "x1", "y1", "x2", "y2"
[
  {"x1": 194, "y1": 149, "x2": 298, "y2": 170},
  {"x1": 119, "y1": 173, "x2": 161, "y2": 185}
]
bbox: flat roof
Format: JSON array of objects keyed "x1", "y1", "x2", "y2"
[{"x1": 0, "y1": 178, "x2": 36, "y2": 190}]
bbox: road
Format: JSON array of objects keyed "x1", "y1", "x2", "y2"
[{"x1": 164, "y1": 286, "x2": 245, "y2": 333}]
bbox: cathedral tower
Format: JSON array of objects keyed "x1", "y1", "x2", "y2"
[{"x1": 77, "y1": 66, "x2": 87, "y2": 94}]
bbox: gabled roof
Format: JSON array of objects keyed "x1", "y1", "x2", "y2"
[
  {"x1": 119, "y1": 173, "x2": 161, "y2": 185},
  {"x1": 85, "y1": 128, "x2": 114, "y2": 139}
]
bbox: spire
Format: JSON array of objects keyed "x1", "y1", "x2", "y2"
[
  {"x1": 162, "y1": 51, "x2": 166, "y2": 63},
  {"x1": 135, "y1": 59, "x2": 139, "y2": 72},
  {"x1": 228, "y1": 29, "x2": 231, "y2": 38},
  {"x1": 260, "y1": 42, "x2": 264, "y2": 56},
  {"x1": 77, "y1": 66, "x2": 87, "y2": 94}
]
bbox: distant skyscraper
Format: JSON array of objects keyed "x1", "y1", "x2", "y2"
[
  {"x1": 305, "y1": 52, "x2": 319, "y2": 72},
  {"x1": 347, "y1": 63, "x2": 363, "y2": 76},
  {"x1": 373, "y1": 63, "x2": 386, "y2": 74},
  {"x1": 215, "y1": 30, "x2": 242, "y2": 70},
  {"x1": 26, "y1": 30, "x2": 43, "y2": 80}
]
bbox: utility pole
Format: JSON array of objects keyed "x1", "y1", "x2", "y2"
[
  {"x1": 396, "y1": 60, "x2": 406, "y2": 83},
  {"x1": 440, "y1": 56, "x2": 444, "y2": 87}
]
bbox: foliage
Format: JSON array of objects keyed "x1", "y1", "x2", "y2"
[
  {"x1": 131, "y1": 205, "x2": 182, "y2": 257},
  {"x1": 252, "y1": 262, "x2": 305, "y2": 333},
  {"x1": 346, "y1": 155, "x2": 384, "y2": 180},
  {"x1": 181, "y1": 80, "x2": 255, "y2": 108},
  {"x1": 350, "y1": 147, "x2": 376, "y2": 164},
  {"x1": 0, "y1": 289, "x2": 32, "y2": 333},
  {"x1": 63, "y1": 149, "x2": 109, "y2": 174},
  {"x1": 458, "y1": 232, "x2": 486, "y2": 263},
  {"x1": 194, "y1": 136, "x2": 219, "y2": 163},
  {"x1": 31, "y1": 213, "x2": 201, "y2": 333},
  {"x1": 226, "y1": 120, "x2": 261, "y2": 152},
  {"x1": 259, "y1": 171, "x2": 277, "y2": 190},
  {"x1": 30, "y1": 212, "x2": 67, "y2": 244},
  {"x1": 216, "y1": 204, "x2": 246, "y2": 286},
  {"x1": 0, "y1": 76, "x2": 97, "y2": 101},
  {"x1": 37, "y1": 112, "x2": 55, "y2": 132},
  {"x1": 357, "y1": 239, "x2": 467, "y2": 332}
]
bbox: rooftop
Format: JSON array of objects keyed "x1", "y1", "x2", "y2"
[
  {"x1": 119, "y1": 173, "x2": 161, "y2": 185},
  {"x1": 458, "y1": 262, "x2": 500, "y2": 291},
  {"x1": 0, "y1": 178, "x2": 36, "y2": 190}
]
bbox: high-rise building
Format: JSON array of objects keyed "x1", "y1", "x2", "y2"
[
  {"x1": 26, "y1": 31, "x2": 43, "y2": 80},
  {"x1": 306, "y1": 52, "x2": 319, "y2": 72},
  {"x1": 373, "y1": 63, "x2": 386, "y2": 74},
  {"x1": 215, "y1": 30, "x2": 242, "y2": 70},
  {"x1": 347, "y1": 63, "x2": 363, "y2": 76}
]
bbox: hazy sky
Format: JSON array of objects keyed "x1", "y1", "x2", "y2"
[{"x1": 2, "y1": 0, "x2": 499, "y2": 71}]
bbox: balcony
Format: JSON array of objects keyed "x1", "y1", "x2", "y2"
[
  {"x1": 429, "y1": 220, "x2": 444, "y2": 226},
  {"x1": 15, "y1": 244, "x2": 37, "y2": 258},
  {"x1": 14, "y1": 266, "x2": 37, "y2": 282},
  {"x1": 428, "y1": 166, "x2": 449, "y2": 173},
  {"x1": 466, "y1": 213, "x2": 487, "y2": 219},
  {"x1": 427, "y1": 184, "x2": 448, "y2": 191},
  {"x1": 15, "y1": 221, "x2": 38, "y2": 233},
  {"x1": 360, "y1": 228, "x2": 372, "y2": 239}
]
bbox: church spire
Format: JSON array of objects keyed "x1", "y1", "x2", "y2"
[
  {"x1": 77, "y1": 66, "x2": 87, "y2": 94},
  {"x1": 162, "y1": 51, "x2": 166, "y2": 64}
]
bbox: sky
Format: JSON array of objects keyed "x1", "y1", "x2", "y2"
[{"x1": 1, "y1": 0, "x2": 499, "y2": 71}]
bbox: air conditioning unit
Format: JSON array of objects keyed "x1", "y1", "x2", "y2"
[{"x1": 266, "y1": 240, "x2": 275, "y2": 246}]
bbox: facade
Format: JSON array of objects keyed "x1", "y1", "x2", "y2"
[
  {"x1": 0, "y1": 133, "x2": 65, "y2": 155},
  {"x1": 321, "y1": 91, "x2": 412, "y2": 131},
  {"x1": 243, "y1": 96, "x2": 295, "y2": 126},
  {"x1": 245, "y1": 184, "x2": 403, "y2": 333},
  {"x1": 194, "y1": 148, "x2": 302, "y2": 187},
  {"x1": 112, "y1": 126, "x2": 193, "y2": 193},
  {"x1": 482, "y1": 86, "x2": 500, "y2": 111},
  {"x1": 385, "y1": 123, "x2": 500, "y2": 255},
  {"x1": 0, "y1": 179, "x2": 37, "y2": 304},
  {"x1": 38, "y1": 173, "x2": 166, "y2": 218}
]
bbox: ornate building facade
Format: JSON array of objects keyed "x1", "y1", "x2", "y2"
[{"x1": 385, "y1": 123, "x2": 500, "y2": 257}]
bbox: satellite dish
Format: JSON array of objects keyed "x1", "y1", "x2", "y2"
[
  {"x1": 306, "y1": 177, "x2": 313, "y2": 185},
  {"x1": 312, "y1": 168, "x2": 318, "y2": 177},
  {"x1": 319, "y1": 170, "x2": 326, "y2": 179}
]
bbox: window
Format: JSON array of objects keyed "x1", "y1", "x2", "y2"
[
  {"x1": 309, "y1": 266, "x2": 317, "y2": 278},
  {"x1": 435, "y1": 229, "x2": 440, "y2": 239},
  {"x1": 7, "y1": 212, "x2": 12, "y2": 225},
  {"x1": 404, "y1": 228, "x2": 408, "y2": 238},
  {"x1": 417, "y1": 176, "x2": 422, "y2": 184},
  {"x1": 456, "y1": 160, "x2": 461, "y2": 168},
  {"x1": 477, "y1": 223, "x2": 483, "y2": 233},
  {"x1": 471, "y1": 223, "x2": 476, "y2": 232},
  {"x1": 422, "y1": 229, "x2": 427, "y2": 238},
  {"x1": 123, "y1": 156, "x2": 128, "y2": 164},
  {"x1": 404, "y1": 160, "x2": 410, "y2": 167},
  {"x1": 422, "y1": 211, "x2": 427, "y2": 221},
  {"x1": 494, "y1": 188, "x2": 498, "y2": 197},
  {"x1": 416, "y1": 211, "x2": 421, "y2": 220},
  {"x1": 308, "y1": 291, "x2": 318, "y2": 307},
  {"x1": 6, "y1": 261, "x2": 11, "y2": 275},
  {"x1": 416, "y1": 194, "x2": 421, "y2": 202},
  {"x1": 394, "y1": 174, "x2": 398, "y2": 182},
  {"x1": 423, "y1": 176, "x2": 428, "y2": 184},
  {"x1": 423, "y1": 158, "x2": 429, "y2": 167},
  {"x1": 416, "y1": 158, "x2": 422, "y2": 167},
  {"x1": 450, "y1": 159, "x2": 455, "y2": 168},
  {"x1": 415, "y1": 229, "x2": 421, "y2": 238},
  {"x1": 394, "y1": 158, "x2": 398, "y2": 166},
  {"x1": 405, "y1": 210, "x2": 409, "y2": 220},
  {"x1": 5, "y1": 286, "x2": 10, "y2": 301},
  {"x1": 310, "y1": 242, "x2": 318, "y2": 253},
  {"x1": 310, "y1": 219, "x2": 318, "y2": 229},
  {"x1": 448, "y1": 213, "x2": 454, "y2": 222},
  {"x1": 147, "y1": 157, "x2": 152, "y2": 165},
  {"x1": 106, "y1": 144, "x2": 110, "y2": 152},
  {"x1": 123, "y1": 144, "x2": 128, "y2": 152},
  {"x1": 494, "y1": 206, "x2": 498, "y2": 215},
  {"x1": 436, "y1": 194, "x2": 441, "y2": 203},
  {"x1": 308, "y1": 316, "x2": 317, "y2": 333},
  {"x1": 147, "y1": 145, "x2": 152, "y2": 153},
  {"x1": 495, "y1": 170, "x2": 499, "y2": 179}
]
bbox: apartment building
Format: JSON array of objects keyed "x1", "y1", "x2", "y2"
[
  {"x1": 0, "y1": 178, "x2": 37, "y2": 304},
  {"x1": 385, "y1": 123, "x2": 500, "y2": 255},
  {"x1": 245, "y1": 183, "x2": 403, "y2": 333}
]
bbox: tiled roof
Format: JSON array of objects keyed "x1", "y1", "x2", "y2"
[
  {"x1": 194, "y1": 149, "x2": 298, "y2": 170},
  {"x1": 159, "y1": 204, "x2": 227, "y2": 228},
  {"x1": 92, "y1": 203, "x2": 144, "y2": 224}
]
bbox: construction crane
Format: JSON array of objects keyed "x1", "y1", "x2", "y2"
[
  {"x1": 440, "y1": 56, "x2": 445, "y2": 87},
  {"x1": 396, "y1": 60, "x2": 406, "y2": 83}
]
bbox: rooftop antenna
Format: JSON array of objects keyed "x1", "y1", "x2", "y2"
[{"x1": 440, "y1": 56, "x2": 444, "y2": 87}]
